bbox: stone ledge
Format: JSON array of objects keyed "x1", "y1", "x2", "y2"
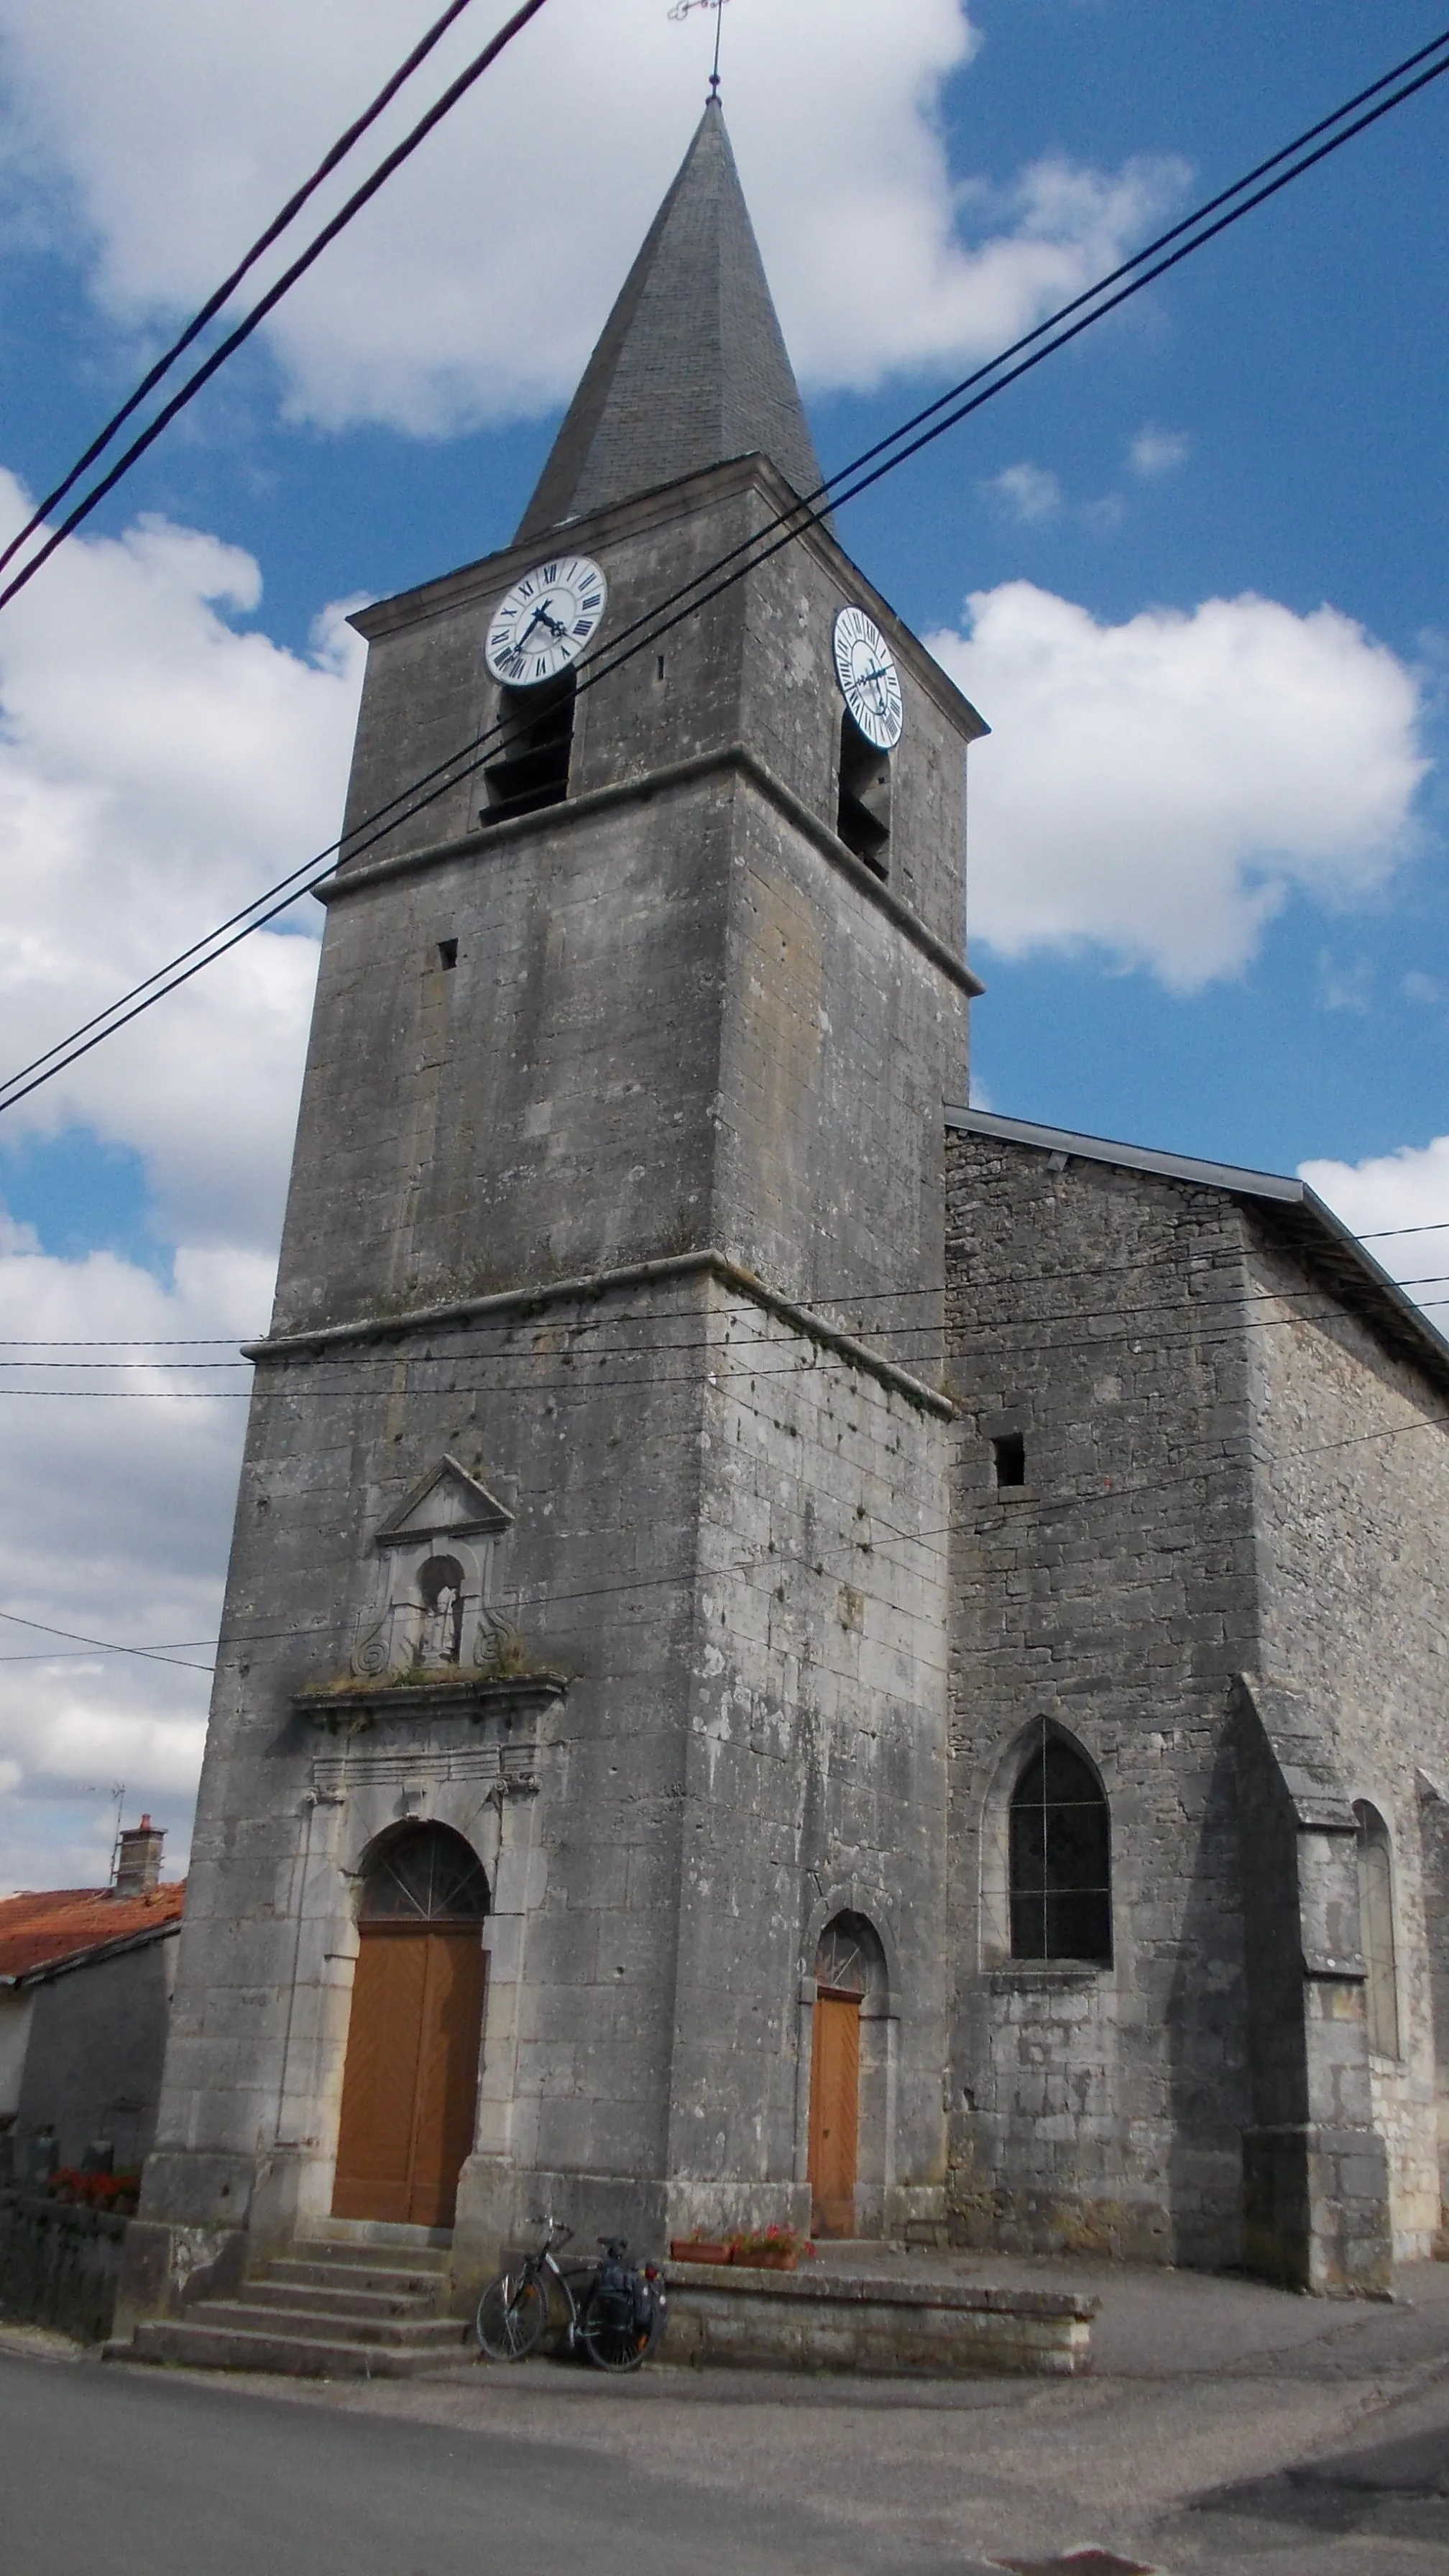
[
  {"x1": 294, "y1": 1674, "x2": 567, "y2": 1732},
  {"x1": 659, "y1": 2262, "x2": 1095, "y2": 2377}
]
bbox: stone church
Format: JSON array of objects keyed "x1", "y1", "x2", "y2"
[{"x1": 121, "y1": 101, "x2": 1449, "y2": 2337}]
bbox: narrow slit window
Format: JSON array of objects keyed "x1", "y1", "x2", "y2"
[
  {"x1": 437, "y1": 938, "x2": 459, "y2": 970},
  {"x1": 836, "y1": 710, "x2": 891, "y2": 875},
  {"x1": 481, "y1": 671, "x2": 575, "y2": 824},
  {"x1": 1354, "y1": 1800, "x2": 1400, "y2": 2058},
  {"x1": 992, "y1": 1432, "x2": 1026, "y2": 1489},
  {"x1": 1009, "y1": 1727, "x2": 1112, "y2": 1964}
]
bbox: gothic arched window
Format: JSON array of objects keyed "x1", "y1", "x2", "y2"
[
  {"x1": 1009, "y1": 1728, "x2": 1112, "y2": 1965},
  {"x1": 359, "y1": 1823, "x2": 489, "y2": 1924},
  {"x1": 1353, "y1": 1800, "x2": 1400, "y2": 2058}
]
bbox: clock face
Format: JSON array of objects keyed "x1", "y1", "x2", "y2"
[
  {"x1": 484, "y1": 554, "x2": 608, "y2": 687},
  {"x1": 832, "y1": 606, "x2": 904, "y2": 753}
]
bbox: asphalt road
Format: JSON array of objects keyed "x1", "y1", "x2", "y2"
[
  {"x1": 0, "y1": 2347, "x2": 995, "y2": 2576},
  {"x1": 6, "y1": 2258, "x2": 1449, "y2": 2576}
]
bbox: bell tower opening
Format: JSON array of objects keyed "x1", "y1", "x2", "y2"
[
  {"x1": 836, "y1": 710, "x2": 891, "y2": 875},
  {"x1": 482, "y1": 671, "x2": 576, "y2": 824}
]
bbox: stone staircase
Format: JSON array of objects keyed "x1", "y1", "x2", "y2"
[{"x1": 123, "y1": 2231, "x2": 474, "y2": 2378}]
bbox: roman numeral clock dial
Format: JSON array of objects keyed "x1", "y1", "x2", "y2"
[
  {"x1": 832, "y1": 605, "x2": 904, "y2": 752},
  {"x1": 484, "y1": 555, "x2": 609, "y2": 686}
]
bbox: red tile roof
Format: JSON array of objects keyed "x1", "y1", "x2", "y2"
[{"x1": 0, "y1": 1880, "x2": 185, "y2": 1980}]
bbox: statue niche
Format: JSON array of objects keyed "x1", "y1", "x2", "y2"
[{"x1": 351, "y1": 1458, "x2": 517, "y2": 1680}]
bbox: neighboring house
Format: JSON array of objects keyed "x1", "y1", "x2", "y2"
[{"x1": 0, "y1": 1821, "x2": 184, "y2": 2174}]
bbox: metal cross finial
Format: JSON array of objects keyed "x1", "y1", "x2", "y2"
[{"x1": 667, "y1": 0, "x2": 730, "y2": 99}]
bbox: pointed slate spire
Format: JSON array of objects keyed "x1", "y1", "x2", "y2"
[{"x1": 517, "y1": 101, "x2": 824, "y2": 540}]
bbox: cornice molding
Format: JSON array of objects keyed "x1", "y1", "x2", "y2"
[
  {"x1": 319, "y1": 742, "x2": 984, "y2": 999},
  {"x1": 247, "y1": 1246, "x2": 954, "y2": 1420}
]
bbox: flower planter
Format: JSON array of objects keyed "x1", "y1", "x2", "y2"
[
  {"x1": 731, "y1": 2247, "x2": 797, "y2": 2271},
  {"x1": 669, "y1": 2240, "x2": 732, "y2": 2265}
]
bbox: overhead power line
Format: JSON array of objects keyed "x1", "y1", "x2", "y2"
[
  {"x1": 4, "y1": 1209, "x2": 1449, "y2": 1345},
  {"x1": 7, "y1": 1256, "x2": 1449, "y2": 1376},
  {"x1": 0, "y1": 0, "x2": 486, "y2": 589},
  {"x1": 0, "y1": 0, "x2": 555, "y2": 617},
  {"x1": 2, "y1": 25, "x2": 1448, "y2": 1118},
  {"x1": 6, "y1": 1373, "x2": 1449, "y2": 1682},
  {"x1": 0, "y1": 1604, "x2": 212, "y2": 1672}
]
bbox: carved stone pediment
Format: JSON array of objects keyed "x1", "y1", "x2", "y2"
[{"x1": 375, "y1": 1458, "x2": 514, "y2": 1547}]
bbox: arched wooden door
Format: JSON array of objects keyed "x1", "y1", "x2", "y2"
[
  {"x1": 809, "y1": 1990, "x2": 860, "y2": 2237},
  {"x1": 807, "y1": 1915, "x2": 884, "y2": 2239},
  {"x1": 333, "y1": 1826, "x2": 488, "y2": 2229}
]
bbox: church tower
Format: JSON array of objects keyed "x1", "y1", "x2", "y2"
[{"x1": 126, "y1": 102, "x2": 987, "y2": 2314}]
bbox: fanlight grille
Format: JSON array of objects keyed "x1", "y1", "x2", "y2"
[{"x1": 359, "y1": 1823, "x2": 489, "y2": 1923}]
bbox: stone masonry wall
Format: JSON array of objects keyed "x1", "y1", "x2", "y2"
[
  {"x1": 1245, "y1": 1215, "x2": 1449, "y2": 2256},
  {"x1": 944, "y1": 1131, "x2": 1263, "y2": 2266},
  {"x1": 668, "y1": 1279, "x2": 952, "y2": 2240},
  {"x1": 143, "y1": 1274, "x2": 712, "y2": 2271}
]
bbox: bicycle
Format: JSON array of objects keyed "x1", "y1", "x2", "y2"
[{"x1": 475, "y1": 2217, "x2": 666, "y2": 2372}]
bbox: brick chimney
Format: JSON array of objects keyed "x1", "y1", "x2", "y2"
[{"x1": 114, "y1": 1814, "x2": 165, "y2": 1898}]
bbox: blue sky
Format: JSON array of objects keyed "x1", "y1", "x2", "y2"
[{"x1": 0, "y1": 0, "x2": 1446, "y2": 1885}]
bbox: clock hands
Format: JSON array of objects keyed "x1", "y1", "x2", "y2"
[{"x1": 516, "y1": 599, "x2": 568, "y2": 650}]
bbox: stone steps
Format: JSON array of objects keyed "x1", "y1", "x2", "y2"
[
  {"x1": 128, "y1": 2317, "x2": 466, "y2": 2378},
  {"x1": 239, "y1": 2278, "x2": 436, "y2": 2322},
  {"x1": 184, "y1": 2295, "x2": 464, "y2": 2349},
  {"x1": 116, "y1": 2230, "x2": 474, "y2": 2379}
]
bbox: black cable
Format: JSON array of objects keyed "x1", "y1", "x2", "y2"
[
  {"x1": 8, "y1": 1376, "x2": 1448, "y2": 1681},
  {"x1": 6, "y1": 1215, "x2": 1449, "y2": 1346},
  {"x1": 6, "y1": 1245, "x2": 1449, "y2": 1370},
  {"x1": 4, "y1": 28, "x2": 1449, "y2": 1115},
  {"x1": 0, "y1": 0, "x2": 484, "y2": 586},
  {"x1": 0, "y1": 0, "x2": 556, "y2": 617}
]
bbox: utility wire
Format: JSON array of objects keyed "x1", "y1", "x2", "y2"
[
  {"x1": 8, "y1": 1247, "x2": 1449, "y2": 1367},
  {"x1": 6, "y1": 1374, "x2": 1448, "y2": 1679},
  {"x1": 6, "y1": 1211, "x2": 1449, "y2": 1347},
  {"x1": 4, "y1": 25, "x2": 1448, "y2": 1117},
  {"x1": 0, "y1": 0, "x2": 484, "y2": 587},
  {"x1": 0, "y1": 0, "x2": 555, "y2": 617},
  {"x1": 9, "y1": 1294, "x2": 1449, "y2": 1398},
  {"x1": 0, "y1": 1604, "x2": 213, "y2": 1671}
]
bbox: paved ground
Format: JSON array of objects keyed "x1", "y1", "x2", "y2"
[{"x1": 4, "y1": 2253, "x2": 1449, "y2": 2573}]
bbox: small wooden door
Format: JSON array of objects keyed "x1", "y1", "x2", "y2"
[
  {"x1": 333, "y1": 1926, "x2": 486, "y2": 2227},
  {"x1": 809, "y1": 1988, "x2": 860, "y2": 2237}
]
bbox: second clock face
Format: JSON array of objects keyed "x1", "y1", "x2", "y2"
[
  {"x1": 833, "y1": 605, "x2": 904, "y2": 752},
  {"x1": 484, "y1": 554, "x2": 608, "y2": 686}
]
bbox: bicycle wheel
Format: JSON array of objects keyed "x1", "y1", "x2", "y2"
[
  {"x1": 578, "y1": 2281, "x2": 651, "y2": 2373},
  {"x1": 476, "y1": 2268, "x2": 550, "y2": 2361}
]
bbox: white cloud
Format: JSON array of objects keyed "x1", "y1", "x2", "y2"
[
  {"x1": 0, "y1": 1231, "x2": 272, "y2": 1893},
  {"x1": 0, "y1": 469, "x2": 363, "y2": 1247},
  {"x1": 0, "y1": 0, "x2": 1185, "y2": 434},
  {"x1": 983, "y1": 462, "x2": 1062, "y2": 524},
  {"x1": 0, "y1": 470, "x2": 364, "y2": 1892},
  {"x1": 1298, "y1": 1136, "x2": 1449, "y2": 1323},
  {"x1": 1129, "y1": 426, "x2": 1190, "y2": 477},
  {"x1": 932, "y1": 582, "x2": 1430, "y2": 988}
]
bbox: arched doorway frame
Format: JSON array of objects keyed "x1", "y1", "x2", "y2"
[
  {"x1": 305, "y1": 1785, "x2": 510, "y2": 2227},
  {"x1": 331, "y1": 1818, "x2": 492, "y2": 2229},
  {"x1": 794, "y1": 1885, "x2": 899, "y2": 2238}
]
